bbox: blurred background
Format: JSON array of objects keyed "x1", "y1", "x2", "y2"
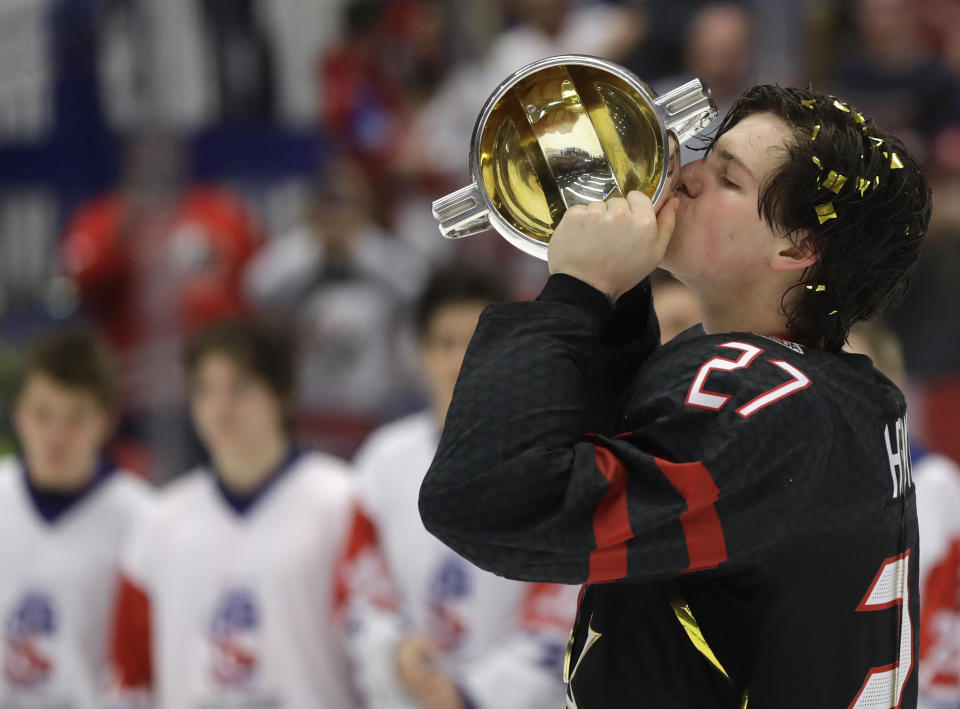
[{"x1": 0, "y1": 0, "x2": 958, "y2": 481}]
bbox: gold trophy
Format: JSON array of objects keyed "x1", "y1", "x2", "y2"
[{"x1": 432, "y1": 55, "x2": 718, "y2": 259}]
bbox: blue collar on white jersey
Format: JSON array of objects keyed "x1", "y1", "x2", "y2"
[
  {"x1": 22, "y1": 457, "x2": 115, "y2": 525},
  {"x1": 213, "y1": 446, "x2": 303, "y2": 516}
]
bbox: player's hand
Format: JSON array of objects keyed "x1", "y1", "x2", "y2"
[
  {"x1": 548, "y1": 191, "x2": 679, "y2": 301},
  {"x1": 396, "y1": 634, "x2": 466, "y2": 709}
]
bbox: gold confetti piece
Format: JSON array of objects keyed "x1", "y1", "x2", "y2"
[
  {"x1": 890, "y1": 152, "x2": 904, "y2": 169},
  {"x1": 822, "y1": 170, "x2": 848, "y2": 194},
  {"x1": 801, "y1": 99, "x2": 817, "y2": 109},
  {"x1": 857, "y1": 177, "x2": 871, "y2": 196},
  {"x1": 812, "y1": 125, "x2": 821, "y2": 140},
  {"x1": 816, "y1": 284, "x2": 826, "y2": 292},
  {"x1": 828, "y1": 310, "x2": 838, "y2": 316},
  {"x1": 905, "y1": 226, "x2": 911, "y2": 235},
  {"x1": 869, "y1": 136, "x2": 884, "y2": 147},
  {"x1": 874, "y1": 175, "x2": 881, "y2": 188},
  {"x1": 812, "y1": 156, "x2": 823, "y2": 169},
  {"x1": 854, "y1": 112, "x2": 866, "y2": 124},
  {"x1": 815, "y1": 202, "x2": 837, "y2": 224},
  {"x1": 833, "y1": 100, "x2": 850, "y2": 112},
  {"x1": 883, "y1": 151, "x2": 889, "y2": 159}
]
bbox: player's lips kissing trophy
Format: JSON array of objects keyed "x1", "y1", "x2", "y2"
[{"x1": 432, "y1": 55, "x2": 719, "y2": 259}]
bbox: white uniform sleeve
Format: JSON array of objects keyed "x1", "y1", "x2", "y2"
[
  {"x1": 334, "y1": 504, "x2": 419, "y2": 709},
  {"x1": 456, "y1": 583, "x2": 579, "y2": 709}
]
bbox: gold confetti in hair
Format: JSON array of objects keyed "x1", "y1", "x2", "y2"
[
  {"x1": 822, "y1": 171, "x2": 847, "y2": 194},
  {"x1": 811, "y1": 124, "x2": 821, "y2": 141},
  {"x1": 815, "y1": 202, "x2": 837, "y2": 224}
]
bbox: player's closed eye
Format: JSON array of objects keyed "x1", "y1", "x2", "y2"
[{"x1": 720, "y1": 174, "x2": 739, "y2": 189}]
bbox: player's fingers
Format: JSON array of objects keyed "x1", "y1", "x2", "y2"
[
  {"x1": 604, "y1": 197, "x2": 629, "y2": 214},
  {"x1": 655, "y1": 196, "x2": 679, "y2": 250},
  {"x1": 625, "y1": 190, "x2": 655, "y2": 215},
  {"x1": 585, "y1": 200, "x2": 606, "y2": 213}
]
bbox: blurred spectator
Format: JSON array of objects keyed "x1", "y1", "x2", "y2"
[
  {"x1": 847, "y1": 321, "x2": 960, "y2": 708},
  {"x1": 199, "y1": 0, "x2": 276, "y2": 123},
  {"x1": 485, "y1": 0, "x2": 644, "y2": 83},
  {"x1": 320, "y1": 1, "x2": 408, "y2": 174},
  {"x1": 354, "y1": 266, "x2": 578, "y2": 709},
  {"x1": 100, "y1": 0, "x2": 342, "y2": 130},
  {"x1": 245, "y1": 157, "x2": 425, "y2": 423},
  {"x1": 654, "y1": 2, "x2": 756, "y2": 164},
  {"x1": 919, "y1": 0, "x2": 960, "y2": 80},
  {"x1": 0, "y1": 327, "x2": 153, "y2": 707},
  {"x1": 651, "y1": 270, "x2": 702, "y2": 342},
  {"x1": 110, "y1": 319, "x2": 399, "y2": 707},
  {"x1": 621, "y1": 0, "x2": 711, "y2": 80},
  {"x1": 60, "y1": 133, "x2": 261, "y2": 480},
  {"x1": 829, "y1": 0, "x2": 960, "y2": 160}
]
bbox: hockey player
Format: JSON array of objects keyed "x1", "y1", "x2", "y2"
[
  {"x1": 847, "y1": 321, "x2": 960, "y2": 709},
  {"x1": 110, "y1": 320, "x2": 397, "y2": 708},
  {"x1": 354, "y1": 267, "x2": 579, "y2": 709},
  {"x1": 0, "y1": 327, "x2": 153, "y2": 708},
  {"x1": 420, "y1": 85, "x2": 933, "y2": 707}
]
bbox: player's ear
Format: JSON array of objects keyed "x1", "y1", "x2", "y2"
[{"x1": 770, "y1": 229, "x2": 817, "y2": 273}]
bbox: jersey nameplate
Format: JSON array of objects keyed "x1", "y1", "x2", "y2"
[{"x1": 757, "y1": 334, "x2": 805, "y2": 355}]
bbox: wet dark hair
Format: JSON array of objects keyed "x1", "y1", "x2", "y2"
[
  {"x1": 414, "y1": 265, "x2": 508, "y2": 339},
  {"x1": 708, "y1": 85, "x2": 932, "y2": 350},
  {"x1": 184, "y1": 320, "x2": 296, "y2": 423},
  {"x1": 19, "y1": 326, "x2": 117, "y2": 409}
]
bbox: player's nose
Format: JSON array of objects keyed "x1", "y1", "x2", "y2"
[{"x1": 677, "y1": 160, "x2": 704, "y2": 198}]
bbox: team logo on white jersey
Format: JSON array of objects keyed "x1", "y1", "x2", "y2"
[
  {"x1": 427, "y1": 556, "x2": 470, "y2": 652},
  {"x1": 3, "y1": 591, "x2": 56, "y2": 690},
  {"x1": 208, "y1": 589, "x2": 260, "y2": 689}
]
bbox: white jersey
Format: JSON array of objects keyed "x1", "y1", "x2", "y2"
[
  {"x1": 914, "y1": 445, "x2": 960, "y2": 709},
  {"x1": 113, "y1": 450, "x2": 381, "y2": 709},
  {"x1": 0, "y1": 455, "x2": 153, "y2": 709},
  {"x1": 354, "y1": 412, "x2": 579, "y2": 709}
]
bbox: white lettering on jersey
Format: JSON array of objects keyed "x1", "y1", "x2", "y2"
[{"x1": 884, "y1": 416, "x2": 912, "y2": 499}]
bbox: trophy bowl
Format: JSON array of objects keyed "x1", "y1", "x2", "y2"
[{"x1": 432, "y1": 55, "x2": 718, "y2": 260}]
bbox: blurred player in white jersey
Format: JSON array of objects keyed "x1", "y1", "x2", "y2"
[
  {"x1": 0, "y1": 327, "x2": 153, "y2": 708},
  {"x1": 848, "y1": 321, "x2": 960, "y2": 709},
  {"x1": 354, "y1": 267, "x2": 580, "y2": 709},
  {"x1": 110, "y1": 320, "x2": 399, "y2": 708}
]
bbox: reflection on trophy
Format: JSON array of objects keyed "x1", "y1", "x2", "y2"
[{"x1": 432, "y1": 55, "x2": 718, "y2": 260}]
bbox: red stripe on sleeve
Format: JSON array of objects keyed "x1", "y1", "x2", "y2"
[
  {"x1": 587, "y1": 447, "x2": 635, "y2": 583},
  {"x1": 654, "y1": 458, "x2": 728, "y2": 570},
  {"x1": 111, "y1": 573, "x2": 152, "y2": 689}
]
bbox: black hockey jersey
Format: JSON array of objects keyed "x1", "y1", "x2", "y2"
[{"x1": 420, "y1": 274, "x2": 919, "y2": 708}]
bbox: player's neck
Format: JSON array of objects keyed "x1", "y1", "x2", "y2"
[
  {"x1": 211, "y1": 431, "x2": 289, "y2": 496},
  {"x1": 696, "y1": 280, "x2": 792, "y2": 339},
  {"x1": 26, "y1": 459, "x2": 98, "y2": 494}
]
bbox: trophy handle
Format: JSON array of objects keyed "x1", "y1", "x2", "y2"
[
  {"x1": 654, "y1": 79, "x2": 718, "y2": 146},
  {"x1": 432, "y1": 183, "x2": 491, "y2": 238}
]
